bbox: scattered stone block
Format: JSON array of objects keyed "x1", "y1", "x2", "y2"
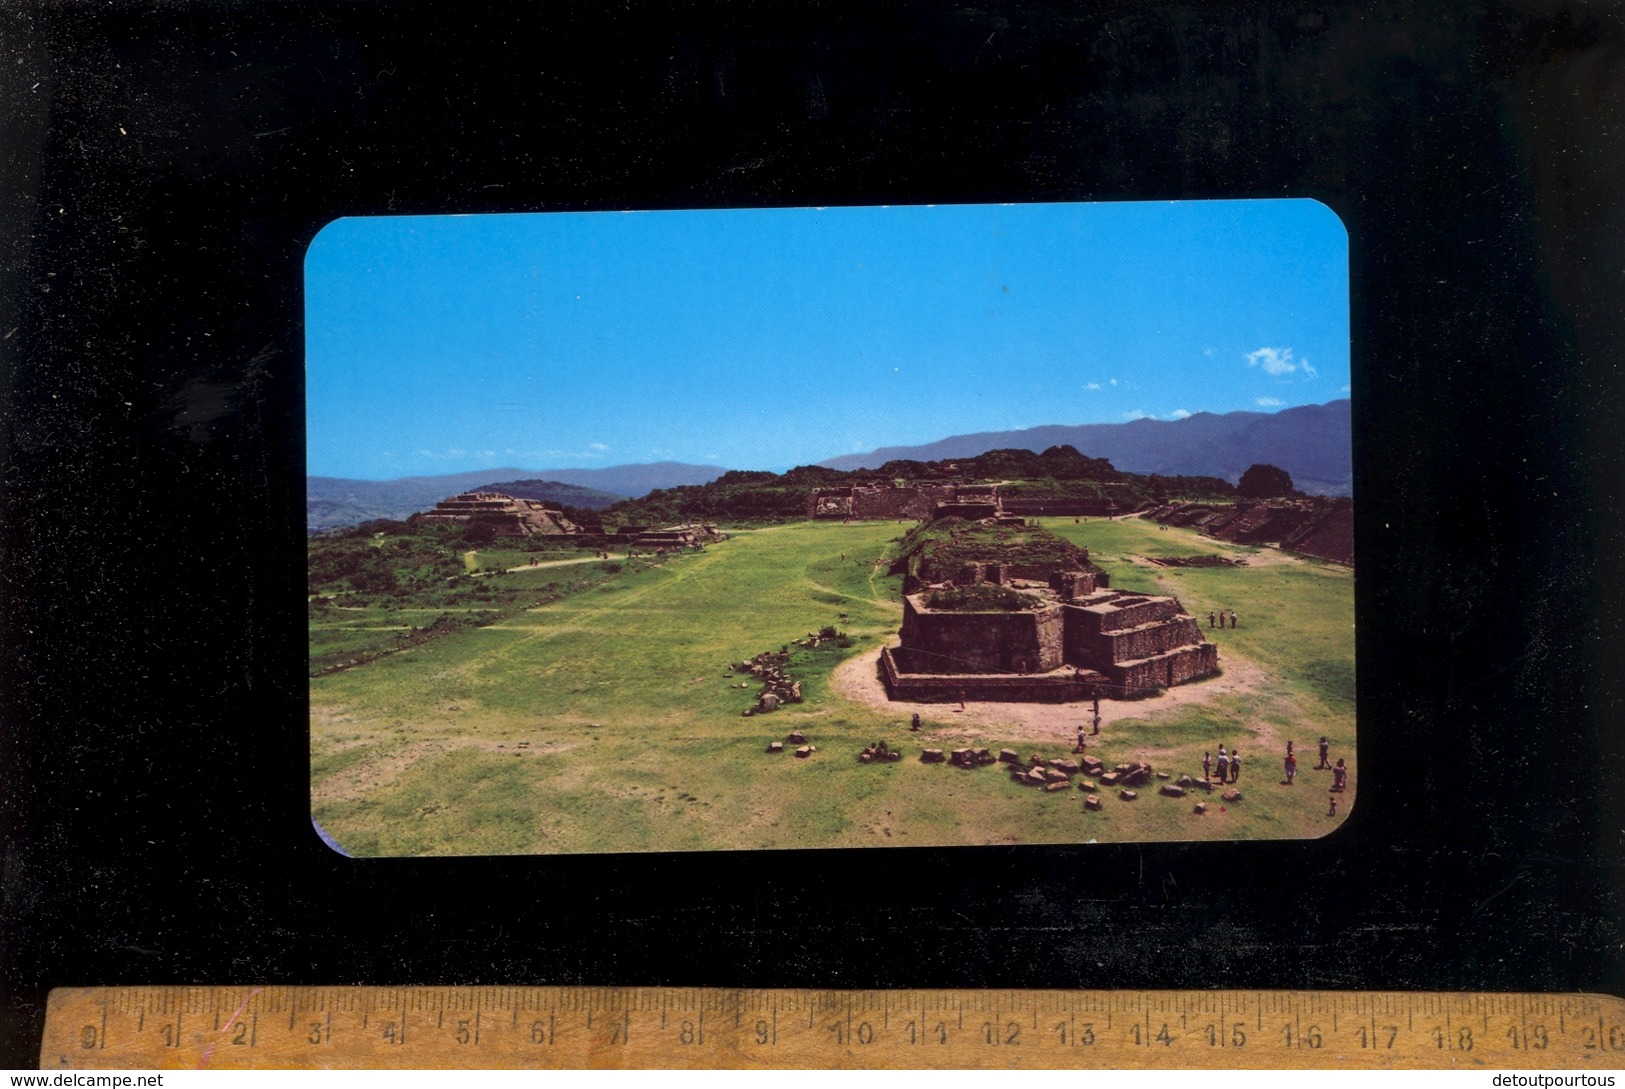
[
  {"x1": 1159, "y1": 784, "x2": 1186, "y2": 798},
  {"x1": 1044, "y1": 768, "x2": 1070, "y2": 784},
  {"x1": 1077, "y1": 780, "x2": 1097, "y2": 793},
  {"x1": 1084, "y1": 795, "x2": 1103, "y2": 811},
  {"x1": 1156, "y1": 772, "x2": 1171, "y2": 780},
  {"x1": 1099, "y1": 772, "x2": 1122, "y2": 787},
  {"x1": 999, "y1": 749, "x2": 1021, "y2": 765},
  {"x1": 1193, "y1": 802, "x2": 1207, "y2": 814},
  {"x1": 973, "y1": 748, "x2": 994, "y2": 765},
  {"x1": 1050, "y1": 759, "x2": 1080, "y2": 776},
  {"x1": 1080, "y1": 756, "x2": 1104, "y2": 776},
  {"x1": 1221, "y1": 789, "x2": 1242, "y2": 803},
  {"x1": 1119, "y1": 789, "x2": 1138, "y2": 801},
  {"x1": 767, "y1": 741, "x2": 783, "y2": 753},
  {"x1": 1045, "y1": 779, "x2": 1071, "y2": 792},
  {"x1": 1029, "y1": 754, "x2": 1044, "y2": 766},
  {"x1": 1176, "y1": 775, "x2": 1195, "y2": 788},
  {"x1": 950, "y1": 747, "x2": 973, "y2": 766},
  {"x1": 795, "y1": 745, "x2": 813, "y2": 758},
  {"x1": 921, "y1": 749, "x2": 945, "y2": 763},
  {"x1": 787, "y1": 731, "x2": 806, "y2": 745}
]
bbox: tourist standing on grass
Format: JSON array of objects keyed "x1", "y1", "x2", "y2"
[
  {"x1": 1285, "y1": 749, "x2": 1297, "y2": 785},
  {"x1": 1230, "y1": 610, "x2": 1238, "y2": 628},
  {"x1": 1208, "y1": 611, "x2": 1217, "y2": 629},
  {"x1": 1216, "y1": 747, "x2": 1229, "y2": 784},
  {"x1": 911, "y1": 713, "x2": 921, "y2": 732},
  {"x1": 1230, "y1": 750, "x2": 1241, "y2": 783},
  {"x1": 1091, "y1": 710, "x2": 1102, "y2": 736},
  {"x1": 1203, "y1": 751, "x2": 1212, "y2": 781},
  {"x1": 1317, "y1": 736, "x2": 1330, "y2": 769},
  {"x1": 1328, "y1": 795, "x2": 1337, "y2": 817}
]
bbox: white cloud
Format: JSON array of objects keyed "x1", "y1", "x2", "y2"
[
  {"x1": 1203, "y1": 347, "x2": 1216, "y2": 357},
  {"x1": 1245, "y1": 346, "x2": 1315, "y2": 378},
  {"x1": 1170, "y1": 409, "x2": 1192, "y2": 419},
  {"x1": 1110, "y1": 378, "x2": 1119, "y2": 386},
  {"x1": 589, "y1": 442, "x2": 610, "y2": 452},
  {"x1": 1123, "y1": 408, "x2": 1152, "y2": 420},
  {"x1": 1341, "y1": 384, "x2": 1351, "y2": 394},
  {"x1": 1256, "y1": 397, "x2": 1285, "y2": 407},
  {"x1": 1085, "y1": 382, "x2": 1102, "y2": 391}
]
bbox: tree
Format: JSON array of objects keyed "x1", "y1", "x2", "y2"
[{"x1": 1236, "y1": 463, "x2": 1296, "y2": 498}]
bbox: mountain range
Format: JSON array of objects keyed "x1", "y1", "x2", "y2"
[{"x1": 819, "y1": 400, "x2": 1352, "y2": 495}]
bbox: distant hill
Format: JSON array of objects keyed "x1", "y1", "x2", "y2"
[
  {"x1": 819, "y1": 400, "x2": 1352, "y2": 495},
  {"x1": 307, "y1": 462, "x2": 729, "y2": 532}
]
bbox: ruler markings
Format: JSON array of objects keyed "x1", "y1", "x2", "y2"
[{"x1": 37, "y1": 988, "x2": 1625, "y2": 1069}]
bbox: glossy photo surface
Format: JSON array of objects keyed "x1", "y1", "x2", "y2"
[{"x1": 306, "y1": 200, "x2": 1353, "y2": 856}]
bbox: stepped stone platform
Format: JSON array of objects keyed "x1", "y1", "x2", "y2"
[
  {"x1": 881, "y1": 579, "x2": 1218, "y2": 702},
  {"x1": 415, "y1": 491, "x2": 582, "y2": 537}
]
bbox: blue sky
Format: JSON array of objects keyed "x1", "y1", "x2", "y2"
[{"x1": 306, "y1": 200, "x2": 1349, "y2": 479}]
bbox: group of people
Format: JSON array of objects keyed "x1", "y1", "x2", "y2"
[
  {"x1": 1289, "y1": 736, "x2": 1353, "y2": 813},
  {"x1": 1202, "y1": 744, "x2": 1243, "y2": 784},
  {"x1": 1207, "y1": 610, "x2": 1239, "y2": 629}
]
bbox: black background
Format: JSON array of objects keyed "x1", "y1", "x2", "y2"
[{"x1": 2, "y1": 0, "x2": 1623, "y2": 1068}]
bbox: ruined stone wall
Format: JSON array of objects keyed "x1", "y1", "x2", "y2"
[
  {"x1": 998, "y1": 498, "x2": 1120, "y2": 517},
  {"x1": 1092, "y1": 617, "x2": 1202, "y2": 662},
  {"x1": 881, "y1": 648, "x2": 1096, "y2": 702},
  {"x1": 1111, "y1": 643, "x2": 1219, "y2": 694},
  {"x1": 858, "y1": 484, "x2": 962, "y2": 520},
  {"x1": 1086, "y1": 596, "x2": 1183, "y2": 634},
  {"x1": 899, "y1": 597, "x2": 1064, "y2": 673},
  {"x1": 1063, "y1": 597, "x2": 1201, "y2": 669},
  {"x1": 812, "y1": 483, "x2": 983, "y2": 521},
  {"x1": 808, "y1": 492, "x2": 853, "y2": 519},
  {"x1": 1005, "y1": 563, "x2": 1075, "y2": 583},
  {"x1": 1048, "y1": 571, "x2": 1098, "y2": 599},
  {"x1": 1283, "y1": 506, "x2": 1355, "y2": 566}
]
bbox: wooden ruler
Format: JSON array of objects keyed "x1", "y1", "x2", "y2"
[{"x1": 39, "y1": 987, "x2": 1625, "y2": 1069}]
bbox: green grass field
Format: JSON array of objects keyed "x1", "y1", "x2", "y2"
[{"x1": 311, "y1": 517, "x2": 1355, "y2": 855}]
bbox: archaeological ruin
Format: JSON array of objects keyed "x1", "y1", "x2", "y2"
[
  {"x1": 414, "y1": 491, "x2": 584, "y2": 537},
  {"x1": 881, "y1": 523, "x2": 1218, "y2": 702},
  {"x1": 809, "y1": 482, "x2": 1123, "y2": 521},
  {"x1": 1149, "y1": 497, "x2": 1354, "y2": 567},
  {"x1": 615, "y1": 523, "x2": 725, "y2": 549}
]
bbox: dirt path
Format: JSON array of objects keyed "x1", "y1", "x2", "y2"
[
  {"x1": 830, "y1": 642, "x2": 1275, "y2": 754},
  {"x1": 502, "y1": 554, "x2": 618, "y2": 573}
]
